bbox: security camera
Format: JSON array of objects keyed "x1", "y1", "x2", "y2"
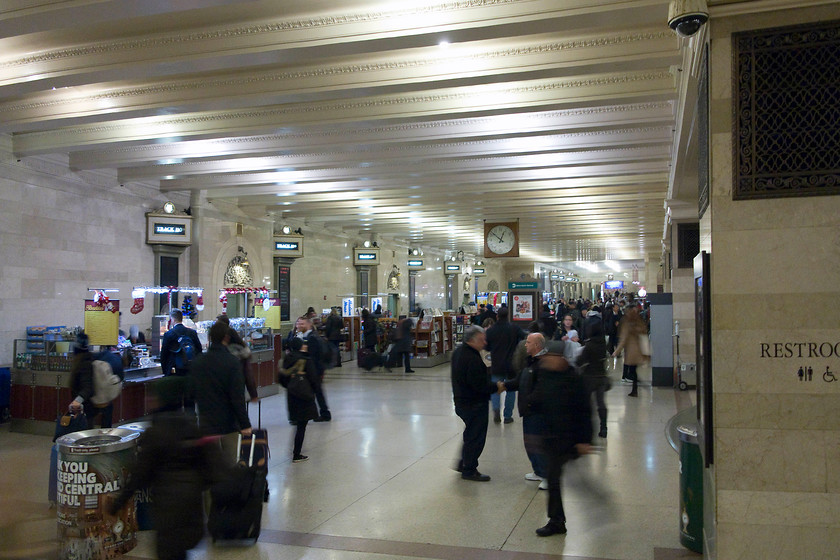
[{"x1": 668, "y1": 0, "x2": 709, "y2": 38}]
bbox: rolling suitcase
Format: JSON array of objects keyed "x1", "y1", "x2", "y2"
[
  {"x1": 248, "y1": 400, "x2": 270, "y2": 502},
  {"x1": 208, "y1": 433, "x2": 266, "y2": 545},
  {"x1": 358, "y1": 347, "x2": 382, "y2": 371}
]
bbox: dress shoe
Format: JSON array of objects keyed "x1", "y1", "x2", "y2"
[
  {"x1": 628, "y1": 391, "x2": 638, "y2": 397},
  {"x1": 503, "y1": 417, "x2": 513, "y2": 424},
  {"x1": 493, "y1": 410, "x2": 501, "y2": 424},
  {"x1": 461, "y1": 471, "x2": 491, "y2": 482},
  {"x1": 405, "y1": 369, "x2": 415, "y2": 373},
  {"x1": 536, "y1": 522, "x2": 567, "y2": 537},
  {"x1": 599, "y1": 428, "x2": 607, "y2": 438}
]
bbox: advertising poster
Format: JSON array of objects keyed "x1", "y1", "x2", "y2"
[
  {"x1": 342, "y1": 298, "x2": 355, "y2": 317},
  {"x1": 84, "y1": 300, "x2": 119, "y2": 346},
  {"x1": 254, "y1": 298, "x2": 281, "y2": 329},
  {"x1": 511, "y1": 294, "x2": 533, "y2": 321}
]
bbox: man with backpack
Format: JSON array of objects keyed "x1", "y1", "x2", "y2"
[
  {"x1": 160, "y1": 309, "x2": 202, "y2": 410},
  {"x1": 293, "y1": 315, "x2": 331, "y2": 422}
]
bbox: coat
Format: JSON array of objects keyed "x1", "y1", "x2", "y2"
[
  {"x1": 189, "y1": 343, "x2": 251, "y2": 436},
  {"x1": 528, "y1": 354, "x2": 592, "y2": 444},
  {"x1": 614, "y1": 317, "x2": 649, "y2": 366},
  {"x1": 451, "y1": 343, "x2": 497, "y2": 407},
  {"x1": 278, "y1": 352, "x2": 320, "y2": 423},
  {"x1": 110, "y1": 411, "x2": 224, "y2": 559},
  {"x1": 392, "y1": 318, "x2": 413, "y2": 353},
  {"x1": 485, "y1": 320, "x2": 525, "y2": 379},
  {"x1": 160, "y1": 323, "x2": 202, "y2": 376}
]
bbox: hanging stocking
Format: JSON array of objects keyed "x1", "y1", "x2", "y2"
[
  {"x1": 130, "y1": 289, "x2": 145, "y2": 314},
  {"x1": 195, "y1": 293, "x2": 205, "y2": 311},
  {"x1": 219, "y1": 293, "x2": 227, "y2": 313}
]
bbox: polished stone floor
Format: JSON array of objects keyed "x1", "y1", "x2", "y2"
[{"x1": 0, "y1": 357, "x2": 700, "y2": 560}]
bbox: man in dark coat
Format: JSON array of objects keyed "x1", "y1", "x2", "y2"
[
  {"x1": 451, "y1": 325, "x2": 499, "y2": 481},
  {"x1": 485, "y1": 307, "x2": 525, "y2": 423},
  {"x1": 294, "y1": 315, "x2": 332, "y2": 421},
  {"x1": 160, "y1": 309, "x2": 202, "y2": 378},
  {"x1": 324, "y1": 308, "x2": 345, "y2": 367},
  {"x1": 189, "y1": 321, "x2": 251, "y2": 462},
  {"x1": 528, "y1": 344, "x2": 593, "y2": 536},
  {"x1": 278, "y1": 337, "x2": 320, "y2": 462}
]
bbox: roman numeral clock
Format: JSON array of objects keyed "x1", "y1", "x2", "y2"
[{"x1": 484, "y1": 221, "x2": 519, "y2": 258}]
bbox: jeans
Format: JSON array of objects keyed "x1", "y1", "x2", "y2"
[
  {"x1": 490, "y1": 373, "x2": 516, "y2": 419},
  {"x1": 454, "y1": 401, "x2": 490, "y2": 474},
  {"x1": 522, "y1": 414, "x2": 548, "y2": 478}
]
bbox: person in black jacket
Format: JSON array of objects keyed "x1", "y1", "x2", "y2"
[
  {"x1": 189, "y1": 321, "x2": 252, "y2": 462},
  {"x1": 485, "y1": 307, "x2": 525, "y2": 423},
  {"x1": 324, "y1": 308, "x2": 344, "y2": 368},
  {"x1": 502, "y1": 333, "x2": 551, "y2": 485},
  {"x1": 576, "y1": 321, "x2": 609, "y2": 438},
  {"x1": 451, "y1": 325, "x2": 500, "y2": 481},
  {"x1": 390, "y1": 316, "x2": 415, "y2": 373},
  {"x1": 293, "y1": 315, "x2": 331, "y2": 421},
  {"x1": 528, "y1": 345, "x2": 593, "y2": 537},
  {"x1": 361, "y1": 309, "x2": 378, "y2": 351},
  {"x1": 68, "y1": 332, "x2": 96, "y2": 418},
  {"x1": 110, "y1": 376, "x2": 224, "y2": 560},
  {"x1": 160, "y1": 309, "x2": 202, "y2": 377},
  {"x1": 278, "y1": 338, "x2": 320, "y2": 462}
]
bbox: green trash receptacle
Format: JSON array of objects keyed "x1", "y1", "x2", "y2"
[
  {"x1": 55, "y1": 428, "x2": 141, "y2": 560},
  {"x1": 678, "y1": 424, "x2": 703, "y2": 554}
]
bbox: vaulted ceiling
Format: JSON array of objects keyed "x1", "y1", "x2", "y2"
[{"x1": 1, "y1": 0, "x2": 700, "y2": 278}]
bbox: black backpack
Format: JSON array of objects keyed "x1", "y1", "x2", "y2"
[{"x1": 174, "y1": 334, "x2": 197, "y2": 369}]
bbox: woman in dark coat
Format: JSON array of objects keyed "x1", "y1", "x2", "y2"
[
  {"x1": 361, "y1": 308, "x2": 379, "y2": 350},
  {"x1": 278, "y1": 338, "x2": 319, "y2": 462},
  {"x1": 389, "y1": 316, "x2": 415, "y2": 373}
]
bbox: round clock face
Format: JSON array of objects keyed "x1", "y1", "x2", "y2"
[
  {"x1": 487, "y1": 225, "x2": 515, "y2": 254},
  {"x1": 162, "y1": 201, "x2": 175, "y2": 214}
]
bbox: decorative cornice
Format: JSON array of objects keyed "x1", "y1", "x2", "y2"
[
  {"x1": 0, "y1": 0, "x2": 525, "y2": 69},
  {"x1": 0, "y1": 30, "x2": 673, "y2": 115},
  {"x1": 20, "y1": 74, "x2": 674, "y2": 143}
]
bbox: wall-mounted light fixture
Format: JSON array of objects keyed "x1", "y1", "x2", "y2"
[{"x1": 281, "y1": 225, "x2": 291, "y2": 234}]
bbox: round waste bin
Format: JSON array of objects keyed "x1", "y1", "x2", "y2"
[
  {"x1": 118, "y1": 421, "x2": 153, "y2": 531},
  {"x1": 55, "y1": 428, "x2": 141, "y2": 560},
  {"x1": 678, "y1": 424, "x2": 703, "y2": 554}
]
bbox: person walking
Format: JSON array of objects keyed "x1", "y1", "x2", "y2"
[
  {"x1": 485, "y1": 306, "x2": 525, "y2": 424},
  {"x1": 278, "y1": 337, "x2": 320, "y2": 462},
  {"x1": 528, "y1": 347, "x2": 593, "y2": 536},
  {"x1": 612, "y1": 304, "x2": 648, "y2": 397},
  {"x1": 576, "y1": 321, "x2": 609, "y2": 438},
  {"x1": 294, "y1": 315, "x2": 332, "y2": 421},
  {"x1": 451, "y1": 325, "x2": 500, "y2": 481}
]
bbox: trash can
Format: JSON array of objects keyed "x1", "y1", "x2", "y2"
[
  {"x1": 55, "y1": 428, "x2": 141, "y2": 560},
  {"x1": 118, "y1": 421, "x2": 153, "y2": 531},
  {"x1": 678, "y1": 424, "x2": 703, "y2": 554}
]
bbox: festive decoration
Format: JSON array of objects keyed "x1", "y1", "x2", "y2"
[
  {"x1": 195, "y1": 293, "x2": 204, "y2": 311},
  {"x1": 91, "y1": 290, "x2": 119, "y2": 313},
  {"x1": 181, "y1": 295, "x2": 196, "y2": 319},
  {"x1": 219, "y1": 292, "x2": 227, "y2": 313},
  {"x1": 130, "y1": 288, "x2": 145, "y2": 314}
]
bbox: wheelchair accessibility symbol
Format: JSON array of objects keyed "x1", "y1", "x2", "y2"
[{"x1": 824, "y1": 367, "x2": 837, "y2": 383}]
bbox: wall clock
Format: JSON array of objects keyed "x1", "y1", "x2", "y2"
[{"x1": 484, "y1": 221, "x2": 519, "y2": 257}]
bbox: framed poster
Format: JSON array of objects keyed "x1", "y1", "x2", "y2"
[
  {"x1": 694, "y1": 251, "x2": 713, "y2": 466},
  {"x1": 511, "y1": 293, "x2": 533, "y2": 321}
]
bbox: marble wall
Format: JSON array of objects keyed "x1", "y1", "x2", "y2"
[{"x1": 707, "y1": 5, "x2": 840, "y2": 558}]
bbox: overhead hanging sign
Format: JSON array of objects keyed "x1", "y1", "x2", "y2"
[
  {"x1": 407, "y1": 259, "x2": 424, "y2": 269},
  {"x1": 353, "y1": 247, "x2": 380, "y2": 265},
  {"x1": 473, "y1": 267, "x2": 486, "y2": 276},
  {"x1": 444, "y1": 263, "x2": 461, "y2": 274},
  {"x1": 273, "y1": 235, "x2": 304, "y2": 258},
  {"x1": 146, "y1": 213, "x2": 193, "y2": 245},
  {"x1": 509, "y1": 281, "x2": 538, "y2": 289}
]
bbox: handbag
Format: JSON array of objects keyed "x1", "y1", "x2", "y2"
[
  {"x1": 638, "y1": 333, "x2": 651, "y2": 357},
  {"x1": 281, "y1": 359, "x2": 314, "y2": 400},
  {"x1": 54, "y1": 410, "x2": 87, "y2": 442}
]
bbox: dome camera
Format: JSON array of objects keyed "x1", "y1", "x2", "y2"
[{"x1": 668, "y1": 0, "x2": 709, "y2": 38}]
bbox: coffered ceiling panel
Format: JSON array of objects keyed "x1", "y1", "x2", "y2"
[{"x1": 0, "y1": 0, "x2": 698, "y2": 278}]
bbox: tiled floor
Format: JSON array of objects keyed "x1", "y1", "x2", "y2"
[{"x1": 0, "y1": 357, "x2": 700, "y2": 560}]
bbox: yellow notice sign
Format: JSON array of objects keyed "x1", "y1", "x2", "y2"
[
  {"x1": 254, "y1": 298, "x2": 281, "y2": 329},
  {"x1": 84, "y1": 300, "x2": 119, "y2": 346}
]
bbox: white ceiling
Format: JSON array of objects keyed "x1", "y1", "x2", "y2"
[{"x1": 0, "y1": 0, "x2": 702, "y2": 281}]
